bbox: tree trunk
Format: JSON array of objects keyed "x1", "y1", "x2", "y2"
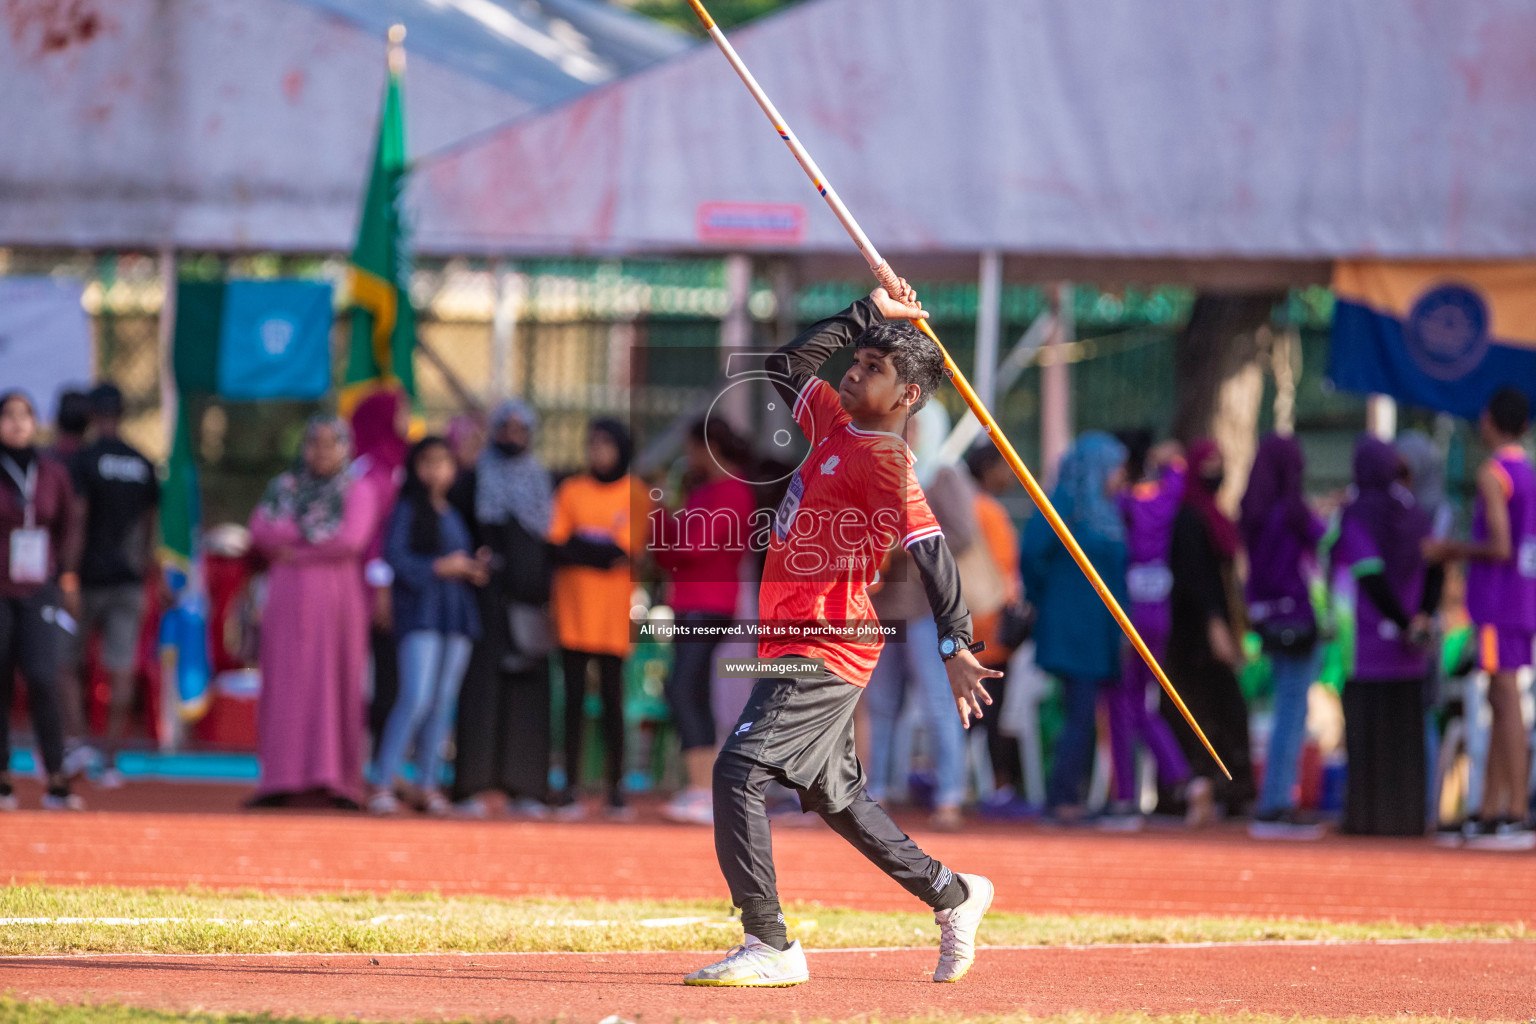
[{"x1": 1173, "y1": 292, "x2": 1284, "y2": 516}]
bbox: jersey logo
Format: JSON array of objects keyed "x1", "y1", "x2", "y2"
[
  {"x1": 735, "y1": 721, "x2": 753, "y2": 736},
  {"x1": 820, "y1": 455, "x2": 840, "y2": 476}
]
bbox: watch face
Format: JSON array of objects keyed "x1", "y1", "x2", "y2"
[{"x1": 940, "y1": 636, "x2": 957, "y2": 656}]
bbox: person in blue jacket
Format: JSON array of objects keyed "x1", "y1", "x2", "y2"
[
  {"x1": 1021, "y1": 432, "x2": 1129, "y2": 821},
  {"x1": 370, "y1": 436, "x2": 490, "y2": 816}
]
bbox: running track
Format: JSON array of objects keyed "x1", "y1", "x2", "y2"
[
  {"x1": 4, "y1": 784, "x2": 1536, "y2": 1020},
  {"x1": 3, "y1": 785, "x2": 1534, "y2": 923}
]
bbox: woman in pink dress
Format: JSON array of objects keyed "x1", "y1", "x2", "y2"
[{"x1": 248, "y1": 416, "x2": 378, "y2": 808}]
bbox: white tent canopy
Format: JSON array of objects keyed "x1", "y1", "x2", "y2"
[
  {"x1": 414, "y1": 0, "x2": 1536, "y2": 272},
  {"x1": 0, "y1": 0, "x2": 687, "y2": 251}
]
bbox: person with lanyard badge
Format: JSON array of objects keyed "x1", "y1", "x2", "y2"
[
  {"x1": 1425, "y1": 387, "x2": 1536, "y2": 850},
  {"x1": 1105, "y1": 432, "x2": 1212, "y2": 829},
  {"x1": 61, "y1": 384, "x2": 161, "y2": 789},
  {"x1": 1330, "y1": 437, "x2": 1441, "y2": 837},
  {"x1": 1240, "y1": 434, "x2": 1328, "y2": 840},
  {"x1": 0, "y1": 390, "x2": 84, "y2": 811}
]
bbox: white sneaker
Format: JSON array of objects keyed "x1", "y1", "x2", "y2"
[
  {"x1": 95, "y1": 768, "x2": 126, "y2": 790},
  {"x1": 62, "y1": 744, "x2": 100, "y2": 779},
  {"x1": 367, "y1": 790, "x2": 401, "y2": 816},
  {"x1": 683, "y1": 936, "x2": 809, "y2": 987},
  {"x1": 42, "y1": 790, "x2": 85, "y2": 811},
  {"x1": 933, "y1": 872, "x2": 993, "y2": 983},
  {"x1": 0, "y1": 790, "x2": 17, "y2": 812},
  {"x1": 422, "y1": 790, "x2": 452, "y2": 817},
  {"x1": 662, "y1": 790, "x2": 714, "y2": 826}
]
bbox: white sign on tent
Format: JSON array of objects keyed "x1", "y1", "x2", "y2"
[{"x1": 0, "y1": 277, "x2": 94, "y2": 423}]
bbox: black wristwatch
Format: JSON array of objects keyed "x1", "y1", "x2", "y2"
[{"x1": 938, "y1": 635, "x2": 985, "y2": 662}]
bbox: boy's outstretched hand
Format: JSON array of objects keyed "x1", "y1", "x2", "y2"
[
  {"x1": 870, "y1": 280, "x2": 929, "y2": 322},
  {"x1": 945, "y1": 649, "x2": 1002, "y2": 729}
]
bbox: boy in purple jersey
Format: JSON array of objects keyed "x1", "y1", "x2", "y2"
[
  {"x1": 1426, "y1": 388, "x2": 1536, "y2": 845},
  {"x1": 1103, "y1": 434, "x2": 1212, "y2": 828}
]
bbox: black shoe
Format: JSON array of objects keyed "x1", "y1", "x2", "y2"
[{"x1": 1248, "y1": 809, "x2": 1324, "y2": 840}]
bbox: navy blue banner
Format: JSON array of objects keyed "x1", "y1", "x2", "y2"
[{"x1": 1327, "y1": 298, "x2": 1536, "y2": 421}]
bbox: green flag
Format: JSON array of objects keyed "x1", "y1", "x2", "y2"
[{"x1": 342, "y1": 28, "x2": 415, "y2": 413}]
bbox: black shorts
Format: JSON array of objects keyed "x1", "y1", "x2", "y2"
[{"x1": 719, "y1": 662, "x2": 865, "y2": 815}]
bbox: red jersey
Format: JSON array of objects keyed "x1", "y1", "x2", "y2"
[{"x1": 757, "y1": 377, "x2": 942, "y2": 686}]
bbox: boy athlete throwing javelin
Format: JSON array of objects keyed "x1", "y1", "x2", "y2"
[{"x1": 685, "y1": 282, "x2": 1001, "y2": 988}]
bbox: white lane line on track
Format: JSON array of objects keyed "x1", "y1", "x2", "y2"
[{"x1": 0, "y1": 938, "x2": 1523, "y2": 960}]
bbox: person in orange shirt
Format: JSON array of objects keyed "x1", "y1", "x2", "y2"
[
  {"x1": 962, "y1": 441, "x2": 1029, "y2": 811},
  {"x1": 549, "y1": 418, "x2": 637, "y2": 820}
]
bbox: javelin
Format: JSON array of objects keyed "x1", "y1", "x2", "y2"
[{"x1": 683, "y1": 0, "x2": 1229, "y2": 779}]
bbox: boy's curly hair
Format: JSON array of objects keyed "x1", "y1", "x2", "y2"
[{"x1": 856, "y1": 321, "x2": 944, "y2": 413}]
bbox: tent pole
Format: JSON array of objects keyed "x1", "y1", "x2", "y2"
[
  {"x1": 684, "y1": 0, "x2": 1229, "y2": 778},
  {"x1": 155, "y1": 244, "x2": 183, "y2": 753},
  {"x1": 1040, "y1": 282, "x2": 1074, "y2": 488},
  {"x1": 974, "y1": 250, "x2": 1002, "y2": 410}
]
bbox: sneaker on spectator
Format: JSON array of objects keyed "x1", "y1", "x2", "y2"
[
  {"x1": 0, "y1": 784, "x2": 16, "y2": 812},
  {"x1": 930, "y1": 806, "x2": 964, "y2": 832},
  {"x1": 553, "y1": 794, "x2": 587, "y2": 822},
  {"x1": 507, "y1": 798, "x2": 550, "y2": 820},
  {"x1": 95, "y1": 768, "x2": 126, "y2": 790},
  {"x1": 452, "y1": 797, "x2": 492, "y2": 820},
  {"x1": 662, "y1": 789, "x2": 714, "y2": 826},
  {"x1": 367, "y1": 790, "x2": 401, "y2": 816},
  {"x1": 1434, "y1": 818, "x2": 1483, "y2": 848},
  {"x1": 604, "y1": 792, "x2": 636, "y2": 823},
  {"x1": 977, "y1": 790, "x2": 1039, "y2": 822},
  {"x1": 1466, "y1": 819, "x2": 1536, "y2": 852},
  {"x1": 1248, "y1": 809, "x2": 1325, "y2": 841},
  {"x1": 42, "y1": 788, "x2": 85, "y2": 811},
  {"x1": 422, "y1": 790, "x2": 452, "y2": 817},
  {"x1": 62, "y1": 743, "x2": 100, "y2": 780},
  {"x1": 1184, "y1": 777, "x2": 1217, "y2": 828},
  {"x1": 1096, "y1": 802, "x2": 1145, "y2": 832}
]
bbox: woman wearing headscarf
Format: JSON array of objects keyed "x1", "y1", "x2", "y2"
[
  {"x1": 549, "y1": 417, "x2": 639, "y2": 819},
  {"x1": 1104, "y1": 432, "x2": 1210, "y2": 829},
  {"x1": 248, "y1": 416, "x2": 379, "y2": 808},
  {"x1": 1240, "y1": 434, "x2": 1327, "y2": 838},
  {"x1": 1166, "y1": 438, "x2": 1255, "y2": 816},
  {"x1": 1020, "y1": 431, "x2": 1129, "y2": 821},
  {"x1": 449, "y1": 400, "x2": 555, "y2": 817},
  {"x1": 1328, "y1": 436, "x2": 1438, "y2": 836},
  {"x1": 348, "y1": 390, "x2": 411, "y2": 750},
  {"x1": 1394, "y1": 429, "x2": 1453, "y2": 825},
  {"x1": 0, "y1": 391, "x2": 83, "y2": 811},
  {"x1": 1395, "y1": 431, "x2": 1454, "y2": 541}
]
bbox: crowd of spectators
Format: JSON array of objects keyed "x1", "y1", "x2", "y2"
[{"x1": 2, "y1": 379, "x2": 1533, "y2": 852}]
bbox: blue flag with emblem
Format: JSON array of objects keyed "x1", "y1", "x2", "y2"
[
  {"x1": 215, "y1": 280, "x2": 334, "y2": 401},
  {"x1": 1327, "y1": 261, "x2": 1536, "y2": 420}
]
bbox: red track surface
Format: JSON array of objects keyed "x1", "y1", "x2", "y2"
[
  {"x1": 5, "y1": 944, "x2": 1535, "y2": 1021},
  {"x1": 5, "y1": 784, "x2": 1536, "y2": 1021},
  {"x1": 3, "y1": 784, "x2": 1535, "y2": 923}
]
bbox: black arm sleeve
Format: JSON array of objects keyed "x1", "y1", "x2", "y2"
[
  {"x1": 1357, "y1": 570, "x2": 1411, "y2": 630},
  {"x1": 909, "y1": 535, "x2": 972, "y2": 648},
  {"x1": 551, "y1": 537, "x2": 626, "y2": 570},
  {"x1": 765, "y1": 296, "x2": 885, "y2": 408},
  {"x1": 1419, "y1": 563, "x2": 1445, "y2": 616}
]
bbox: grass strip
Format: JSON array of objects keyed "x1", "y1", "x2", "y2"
[
  {"x1": 0, "y1": 1000, "x2": 1506, "y2": 1024},
  {"x1": 0, "y1": 885, "x2": 1526, "y2": 956}
]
